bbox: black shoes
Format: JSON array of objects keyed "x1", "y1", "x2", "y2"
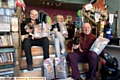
[
  {"x1": 27, "y1": 64, "x2": 33, "y2": 71},
  {"x1": 86, "y1": 79, "x2": 94, "y2": 80}
]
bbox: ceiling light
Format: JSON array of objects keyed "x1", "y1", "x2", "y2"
[
  {"x1": 47, "y1": 2, "x2": 49, "y2": 5},
  {"x1": 42, "y1": 1, "x2": 45, "y2": 4}
]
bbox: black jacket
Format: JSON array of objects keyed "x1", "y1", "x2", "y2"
[
  {"x1": 20, "y1": 18, "x2": 39, "y2": 35},
  {"x1": 50, "y1": 23, "x2": 61, "y2": 32}
]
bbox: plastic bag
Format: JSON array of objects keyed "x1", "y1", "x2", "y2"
[
  {"x1": 43, "y1": 58, "x2": 54, "y2": 80},
  {"x1": 55, "y1": 57, "x2": 68, "y2": 79},
  {"x1": 90, "y1": 36, "x2": 110, "y2": 55}
]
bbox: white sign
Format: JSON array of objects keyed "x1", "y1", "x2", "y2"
[
  {"x1": 85, "y1": 4, "x2": 93, "y2": 11},
  {"x1": 11, "y1": 17, "x2": 18, "y2": 31}
]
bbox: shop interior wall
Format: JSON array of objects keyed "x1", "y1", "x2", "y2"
[
  {"x1": 24, "y1": 1, "x2": 120, "y2": 36},
  {"x1": 106, "y1": 0, "x2": 120, "y2": 37},
  {"x1": 24, "y1": 6, "x2": 77, "y2": 23}
]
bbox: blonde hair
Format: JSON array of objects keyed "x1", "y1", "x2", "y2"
[
  {"x1": 56, "y1": 14, "x2": 64, "y2": 22},
  {"x1": 30, "y1": 9, "x2": 38, "y2": 18}
]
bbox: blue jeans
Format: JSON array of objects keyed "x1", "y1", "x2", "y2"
[{"x1": 52, "y1": 32, "x2": 66, "y2": 57}]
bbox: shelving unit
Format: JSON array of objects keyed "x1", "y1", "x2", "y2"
[
  {"x1": 0, "y1": 47, "x2": 14, "y2": 77},
  {"x1": 0, "y1": 0, "x2": 22, "y2": 77}
]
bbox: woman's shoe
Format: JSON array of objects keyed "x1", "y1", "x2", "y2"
[
  {"x1": 61, "y1": 48, "x2": 66, "y2": 54},
  {"x1": 27, "y1": 64, "x2": 33, "y2": 71}
]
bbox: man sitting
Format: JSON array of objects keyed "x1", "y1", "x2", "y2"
[{"x1": 67, "y1": 23, "x2": 105, "y2": 80}]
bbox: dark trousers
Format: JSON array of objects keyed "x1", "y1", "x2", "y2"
[
  {"x1": 22, "y1": 37, "x2": 49, "y2": 65},
  {"x1": 68, "y1": 51, "x2": 98, "y2": 79}
]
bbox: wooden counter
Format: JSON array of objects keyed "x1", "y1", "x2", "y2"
[{"x1": 106, "y1": 45, "x2": 120, "y2": 49}]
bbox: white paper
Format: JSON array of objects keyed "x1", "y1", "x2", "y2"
[
  {"x1": 109, "y1": 14, "x2": 114, "y2": 25},
  {"x1": 85, "y1": 4, "x2": 93, "y2": 11},
  {"x1": 95, "y1": 13, "x2": 100, "y2": 22},
  {"x1": 11, "y1": 17, "x2": 18, "y2": 31}
]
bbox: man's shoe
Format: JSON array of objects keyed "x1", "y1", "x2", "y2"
[{"x1": 27, "y1": 65, "x2": 33, "y2": 71}]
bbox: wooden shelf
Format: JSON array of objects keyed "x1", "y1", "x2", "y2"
[
  {"x1": 106, "y1": 45, "x2": 120, "y2": 49},
  {"x1": 0, "y1": 62, "x2": 14, "y2": 66},
  {"x1": 0, "y1": 45, "x2": 13, "y2": 48},
  {"x1": 0, "y1": 62, "x2": 14, "y2": 69}
]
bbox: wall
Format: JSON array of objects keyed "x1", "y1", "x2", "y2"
[
  {"x1": 25, "y1": 6, "x2": 76, "y2": 23},
  {"x1": 106, "y1": 0, "x2": 120, "y2": 37}
]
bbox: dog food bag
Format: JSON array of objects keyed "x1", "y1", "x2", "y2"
[
  {"x1": 90, "y1": 36, "x2": 110, "y2": 55},
  {"x1": 55, "y1": 57, "x2": 68, "y2": 79},
  {"x1": 43, "y1": 58, "x2": 54, "y2": 80}
]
